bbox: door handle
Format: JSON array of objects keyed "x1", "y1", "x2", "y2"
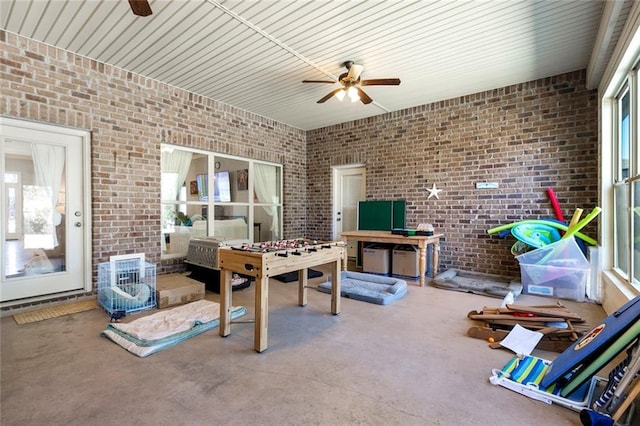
[{"x1": 74, "y1": 222, "x2": 82, "y2": 227}]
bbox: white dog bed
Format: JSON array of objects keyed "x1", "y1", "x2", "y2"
[{"x1": 317, "y1": 271, "x2": 407, "y2": 305}]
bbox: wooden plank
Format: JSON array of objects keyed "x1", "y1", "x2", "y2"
[
  {"x1": 466, "y1": 326, "x2": 574, "y2": 352},
  {"x1": 468, "y1": 313, "x2": 569, "y2": 322},
  {"x1": 504, "y1": 304, "x2": 583, "y2": 321}
]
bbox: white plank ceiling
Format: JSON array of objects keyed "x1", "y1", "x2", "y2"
[{"x1": 0, "y1": 1, "x2": 624, "y2": 130}]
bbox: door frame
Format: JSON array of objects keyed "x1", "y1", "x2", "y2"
[
  {"x1": 0, "y1": 117, "x2": 92, "y2": 306},
  {"x1": 332, "y1": 164, "x2": 366, "y2": 241}
]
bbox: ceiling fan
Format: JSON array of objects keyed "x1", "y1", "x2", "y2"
[
  {"x1": 303, "y1": 60, "x2": 400, "y2": 105},
  {"x1": 128, "y1": 0, "x2": 153, "y2": 16}
]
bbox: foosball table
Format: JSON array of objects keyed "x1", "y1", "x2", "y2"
[{"x1": 218, "y1": 239, "x2": 346, "y2": 352}]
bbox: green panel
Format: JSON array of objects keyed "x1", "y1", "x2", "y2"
[
  {"x1": 358, "y1": 201, "x2": 393, "y2": 231},
  {"x1": 392, "y1": 200, "x2": 406, "y2": 229}
]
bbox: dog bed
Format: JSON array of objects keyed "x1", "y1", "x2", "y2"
[
  {"x1": 317, "y1": 271, "x2": 407, "y2": 305},
  {"x1": 432, "y1": 269, "x2": 522, "y2": 299},
  {"x1": 102, "y1": 283, "x2": 152, "y2": 311}
]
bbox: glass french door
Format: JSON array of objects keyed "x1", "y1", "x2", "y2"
[{"x1": 1, "y1": 117, "x2": 91, "y2": 303}]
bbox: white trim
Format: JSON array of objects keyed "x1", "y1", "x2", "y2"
[
  {"x1": 599, "y1": 9, "x2": 640, "y2": 311},
  {"x1": 600, "y1": 2, "x2": 640, "y2": 96},
  {"x1": 587, "y1": 0, "x2": 626, "y2": 90},
  {"x1": 0, "y1": 116, "x2": 92, "y2": 302}
]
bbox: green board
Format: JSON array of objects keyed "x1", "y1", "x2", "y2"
[
  {"x1": 393, "y1": 200, "x2": 406, "y2": 229},
  {"x1": 356, "y1": 200, "x2": 406, "y2": 267},
  {"x1": 358, "y1": 200, "x2": 406, "y2": 231}
]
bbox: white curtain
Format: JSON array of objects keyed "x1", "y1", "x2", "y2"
[
  {"x1": 31, "y1": 143, "x2": 65, "y2": 246},
  {"x1": 253, "y1": 163, "x2": 279, "y2": 237},
  {"x1": 161, "y1": 149, "x2": 192, "y2": 201}
]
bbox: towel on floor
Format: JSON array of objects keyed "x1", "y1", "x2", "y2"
[{"x1": 101, "y1": 299, "x2": 246, "y2": 357}]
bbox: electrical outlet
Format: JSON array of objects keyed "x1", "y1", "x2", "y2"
[{"x1": 476, "y1": 182, "x2": 499, "y2": 189}]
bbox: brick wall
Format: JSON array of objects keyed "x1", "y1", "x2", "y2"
[
  {"x1": 1, "y1": 30, "x2": 599, "y2": 294},
  {"x1": 1, "y1": 31, "x2": 306, "y2": 283},
  {"x1": 307, "y1": 71, "x2": 599, "y2": 278}
]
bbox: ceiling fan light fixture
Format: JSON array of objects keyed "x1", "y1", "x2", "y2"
[
  {"x1": 335, "y1": 89, "x2": 346, "y2": 101},
  {"x1": 347, "y1": 86, "x2": 359, "y2": 102}
]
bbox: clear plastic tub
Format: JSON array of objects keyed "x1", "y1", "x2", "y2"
[{"x1": 515, "y1": 237, "x2": 590, "y2": 302}]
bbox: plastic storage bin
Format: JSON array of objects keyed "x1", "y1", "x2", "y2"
[
  {"x1": 392, "y1": 245, "x2": 419, "y2": 279},
  {"x1": 363, "y1": 245, "x2": 391, "y2": 276},
  {"x1": 515, "y1": 237, "x2": 590, "y2": 302}
]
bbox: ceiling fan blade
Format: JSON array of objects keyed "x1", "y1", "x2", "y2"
[
  {"x1": 357, "y1": 88, "x2": 373, "y2": 105},
  {"x1": 128, "y1": 0, "x2": 153, "y2": 16},
  {"x1": 346, "y1": 64, "x2": 364, "y2": 81},
  {"x1": 302, "y1": 80, "x2": 336, "y2": 84},
  {"x1": 317, "y1": 88, "x2": 344, "y2": 103},
  {"x1": 361, "y1": 78, "x2": 401, "y2": 86}
]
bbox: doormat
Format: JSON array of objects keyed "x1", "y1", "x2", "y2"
[{"x1": 13, "y1": 299, "x2": 97, "y2": 325}]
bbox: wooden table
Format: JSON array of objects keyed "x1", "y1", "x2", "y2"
[
  {"x1": 339, "y1": 230, "x2": 443, "y2": 287},
  {"x1": 218, "y1": 242, "x2": 345, "y2": 352}
]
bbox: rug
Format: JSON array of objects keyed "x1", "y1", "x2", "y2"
[
  {"x1": 273, "y1": 268, "x2": 323, "y2": 283},
  {"x1": 13, "y1": 299, "x2": 97, "y2": 325},
  {"x1": 100, "y1": 299, "x2": 246, "y2": 357},
  {"x1": 317, "y1": 271, "x2": 407, "y2": 305}
]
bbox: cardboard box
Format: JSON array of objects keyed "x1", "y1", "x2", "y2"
[
  {"x1": 363, "y1": 245, "x2": 390, "y2": 276},
  {"x1": 392, "y1": 245, "x2": 419, "y2": 279},
  {"x1": 156, "y1": 274, "x2": 205, "y2": 309}
]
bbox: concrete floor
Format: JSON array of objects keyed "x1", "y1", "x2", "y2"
[{"x1": 0, "y1": 268, "x2": 615, "y2": 426}]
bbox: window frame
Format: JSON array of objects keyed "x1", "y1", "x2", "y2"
[
  {"x1": 160, "y1": 144, "x2": 283, "y2": 260},
  {"x1": 609, "y1": 63, "x2": 640, "y2": 290}
]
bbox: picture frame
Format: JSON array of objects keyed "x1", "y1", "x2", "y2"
[
  {"x1": 190, "y1": 180, "x2": 198, "y2": 194},
  {"x1": 237, "y1": 169, "x2": 248, "y2": 190}
]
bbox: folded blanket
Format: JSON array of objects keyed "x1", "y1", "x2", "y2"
[{"x1": 101, "y1": 300, "x2": 246, "y2": 357}]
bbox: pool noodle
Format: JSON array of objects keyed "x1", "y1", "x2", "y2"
[
  {"x1": 561, "y1": 207, "x2": 601, "y2": 240},
  {"x1": 535, "y1": 207, "x2": 601, "y2": 265},
  {"x1": 488, "y1": 220, "x2": 597, "y2": 245},
  {"x1": 567, "y1": 208, "x2": 583, "y2": 229},
  {"x1": 546, "y1": 188, "x2": 565, "y2": 222}
]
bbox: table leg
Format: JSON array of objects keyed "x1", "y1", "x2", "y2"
[
  {"x1": 418, "y1": 244, "x2": 427, "y2": 287},
  {"x1": 331, "y1": 259, "x2": 341, "y2": 315},
  {"x1": 298, "y1": 268, "x2": 308, "y2": 306},
  {"x1": 219, "y1": 269, "x2": 232, "y2": 337},
  {"x1": 254, "y1": 275, "x2": 269, "y2": 352},
  {"x1": 340, "y1": 237, "x2": 348, "y2": 271},
  {"x1": 432, "y1": 240, "x2": 440, "y2": 278}
]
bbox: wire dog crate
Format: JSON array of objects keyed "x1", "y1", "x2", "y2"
[{"x1": 97, "y1": 254, "x2": 156, "y2": 315}]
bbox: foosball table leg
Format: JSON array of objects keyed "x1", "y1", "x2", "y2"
[
  {"x1": 331, "y1": 259, "x2": 341, "y2": 315},
  {"x1": 219, "y1": 269, "x2": 233, "y2": 337},
  {"x1": 298, "y1": 268, "x2": 308, "y2": 306},
  {"x1": 254, "y1": 276, "x2": 269, "y2": 352}
]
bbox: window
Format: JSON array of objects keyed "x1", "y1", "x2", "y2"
[
  {"x1": 611, "y1": 68, "x2": 639, "y2": 288},
  {"x1": 161, "y1": 144, "x2": 282, "y2": 259}
]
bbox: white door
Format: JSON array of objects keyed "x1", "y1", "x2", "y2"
[
  {"x1": 1, "y1": 117, "x2": 91, "y2": 303},
  {"x1": 333, "y1": 165, "x2": 365, "y2": 257}
]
